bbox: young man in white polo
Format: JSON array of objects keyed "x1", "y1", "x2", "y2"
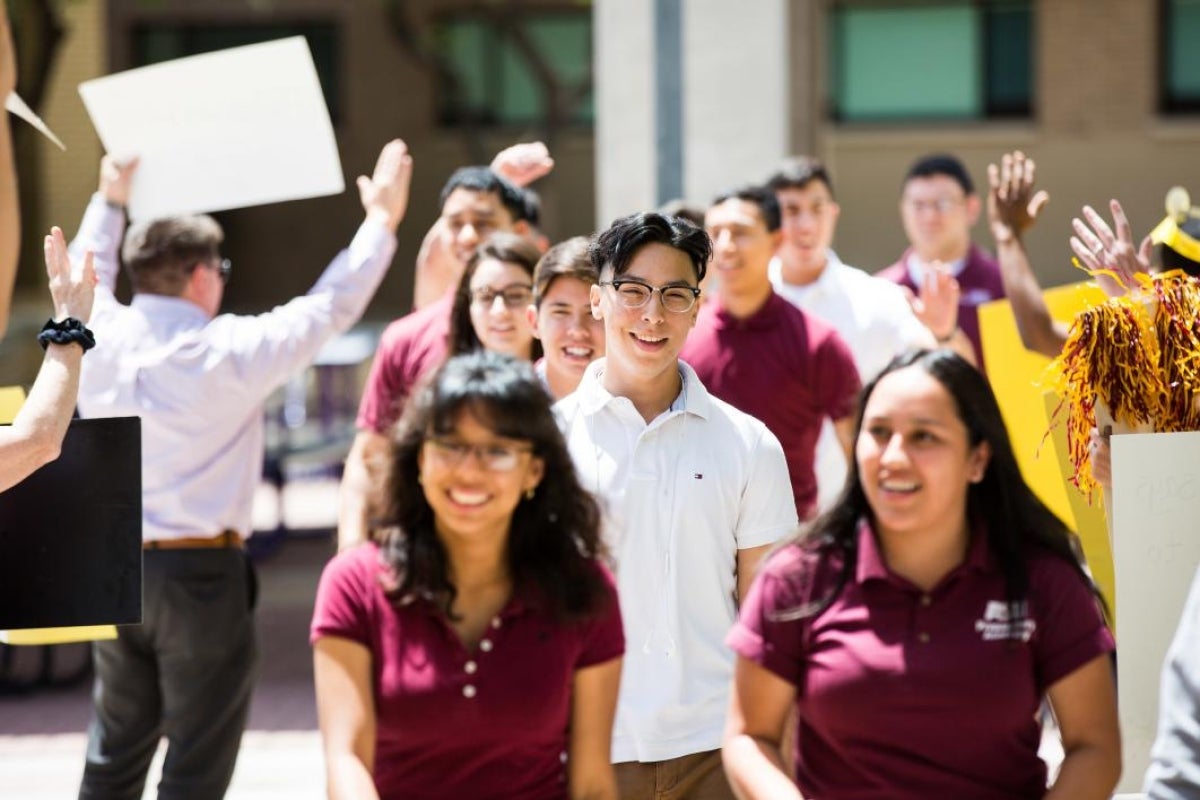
[{"x1": 556, "y1": 212, "x2": 797, "y2": 799}]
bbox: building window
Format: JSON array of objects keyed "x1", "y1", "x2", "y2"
[
  {"x1": 433, "y1": 9, "x2": 593, "y2": 128},
  {"x1": 1162, "y1": 0, "x2": 1200, "y2": 113},
  {"x1": 132, "y1": 24, "x2": 340, "y2": 122},
  {"x1": 828, "y1": 1, "x2": 1032, "y2": 122}
]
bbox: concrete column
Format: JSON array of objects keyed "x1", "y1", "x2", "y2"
[
  {"x1": 682, "y1": 0, "x2": 790, "y2": 203},
  {"x1": 594, "y1": 0, "x2": 658, "y2": 225}
]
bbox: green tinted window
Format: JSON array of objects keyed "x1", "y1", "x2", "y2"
[
  {"x1": 829, "y1": 1, "x2": 1032, "y2": 122},
  {"x1": 1164, "y1": 0, "x2": 1200, "y2": 111},
  {"x1": 435, "y1": 11, "x2": 593, "y2": 127}
]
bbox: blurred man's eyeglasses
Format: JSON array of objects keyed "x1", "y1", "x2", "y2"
[
  {"x1": 471, "y1": 284, "x2": 533, "y2": 309},
  {"x1": 216, "y1": 258, "x2": 232, "y2": 284},
  {"x1": 903, "y1": 197, "x2": 964, "y2": 215}
]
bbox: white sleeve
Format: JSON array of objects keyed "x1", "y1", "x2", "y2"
[
  {"x1": 1144, "y1": 565, "x2": 1200, "y2": 799},
  {"x1": 735, "y1": 425, "x2": 800, "y2": 550}
]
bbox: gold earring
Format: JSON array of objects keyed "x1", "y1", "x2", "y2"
[
  {"x1": 525, "y1": 487, "x2": 536, "y2": 500},
  {"x1": 417, "y1": 473, "x2": 424, "y2": 486}
]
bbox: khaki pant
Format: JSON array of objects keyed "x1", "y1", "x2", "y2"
[{"x1": 614, "y1": 749, "x2": 735, "y2": 800}]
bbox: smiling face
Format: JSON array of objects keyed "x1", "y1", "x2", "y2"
[
  {"x1": 440, "y1": 188, "x2": 517, "y2": 269},
  {"x1": 591, "y1": 242, "x2": 699, "y2": 387},
  {"x1": 775, "y1": 181, "x2": 840, "y2": 281},
  {"x1": 529, "y1": 275, "x2": 604, "y2": 398},
  {"x1": 899, "y1": 175, "x2": 979, "y2": 263},
  {"x1": 856, "y1": 365, "x2": 990, "y2": 547},
  {"x1": 418, "y1": 408, "x2": 544, "y2": 549},
  {"x1": 468, "y1": 258, "x2": 535, "y2": 359},
  {"x1": 705, "y1": 198, "x2": 780, "y2": 299}
]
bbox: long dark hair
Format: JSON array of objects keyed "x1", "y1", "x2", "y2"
[
  {"x1": 789, "y1": 349, "x2": 1105, "y2": 624},
  {"x1": 373, "y1": 350, "x2": 606, "y2": 622},
  {"x1": 448, "y1": 233, "x2": 544, "y2": 360}
]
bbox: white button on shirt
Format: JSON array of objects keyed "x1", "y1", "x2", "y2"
[
  {"x1": 70, "y1": 195, "x2": 397, "y2": 543},
  {"x1": 556, "y1": 359, "x2": 797, "y2": 763},
  {"x1": 769, "y1": 250, "x2": 934, "y2": 512}
]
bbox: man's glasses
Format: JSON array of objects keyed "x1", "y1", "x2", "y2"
[
  {"x1": 471, "y1": 284, "x2": 533, "y2": 309},
  {"x1": 216, "y1": 258, "x2": 232, "y2": 285},
  {"x1": 425, "y1": 437, "x2": 534, "y2": 472},
  {"x1": 600, "y1": 280, "x2": 700, "y2": 313}
]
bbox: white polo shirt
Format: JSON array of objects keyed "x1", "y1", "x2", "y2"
[
  {"x1": 556, "y1": 359, "x2": 797, "y2": 763},
  {"x1": 770, "y1": 250, "x2": 933, "y2": 511}
]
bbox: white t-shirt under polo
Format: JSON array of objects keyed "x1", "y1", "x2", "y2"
[
  {"x1": 556, "y1": 359, "x2": 797, "y2": 763},
  {"x1": 770, "y1": 250, "x2": 933, "y2": 512}
]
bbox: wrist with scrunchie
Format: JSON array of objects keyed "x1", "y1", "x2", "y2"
[{"x1": 38, "y1": 317, "x2": 96, "y2": 352}]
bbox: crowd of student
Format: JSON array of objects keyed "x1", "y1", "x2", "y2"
[{"x1": 7, "y1": 7, "x2": 1200, "y2": 796}]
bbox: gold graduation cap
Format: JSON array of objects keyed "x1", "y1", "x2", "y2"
[{"x1": 1149, "y1": 186, "x2": 1200, "y2": 263}]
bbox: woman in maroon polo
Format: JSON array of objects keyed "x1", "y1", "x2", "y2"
[
  {"x1": 312, "y1": 351, "x2": 623, "y2": 799},
  {"x1": 724, "y1": 349, "x2": 1119, "y2": 800}
]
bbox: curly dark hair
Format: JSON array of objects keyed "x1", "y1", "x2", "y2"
[
  {"x1": 783, "y1": 349, "x2": 1106, "y2": 629},
  {"x1": 373, "y1": 350, "x2": 607, "y2": 622},
  {"x1": 448, "y1": 233, "x2": 544, "y2": 360}
]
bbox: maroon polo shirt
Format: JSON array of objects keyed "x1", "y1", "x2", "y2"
[
  {"x1": 728, "y1": 521, "x2": 1115, "y2": 800},
  {"x1": 311, "y1": 544, "x2": 625, "y2": 800},
  {"x1": 876, "y1": 244, "x2": 1006, "y2": 375},
  {"x1": 356, "y1": 292, "x2": 453, "y2": 434},
  {"x1": 680, "y1": 291, "x2": 860, "y2": 520}
]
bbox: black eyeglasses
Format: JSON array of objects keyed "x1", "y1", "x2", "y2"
[
  {"x1": 471, "y1": 284, "x2": 533, "y2": 309},
  {"x1": 216, "y1": 258, "x2": 232, "y2": 284},
  {"x1": 600, "y1": 279, "x2": 700, "y2": 313}
]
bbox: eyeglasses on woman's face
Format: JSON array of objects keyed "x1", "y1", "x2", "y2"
[{"x1": 425, "y1": 436, "x2": 534, "y2": 472}]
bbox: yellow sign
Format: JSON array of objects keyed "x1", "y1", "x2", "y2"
[{"x1": 978, "y1": 283, "x2": 1114, "y2": 608}]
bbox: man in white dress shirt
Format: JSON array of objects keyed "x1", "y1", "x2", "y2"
[{"x1": 70, "y1": 140, "x2": 413, "y2": 800}]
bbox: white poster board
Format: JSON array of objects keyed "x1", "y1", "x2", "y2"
[
  {"x1": 78, "y1": 37, "x2": 344, "y2": 221},
  {"x1": 1110, "y1": 430, "x2": 1200, "y2": 793}
]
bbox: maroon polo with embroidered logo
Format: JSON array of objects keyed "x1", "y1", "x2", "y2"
[
  {"x1": 728, "y1": 520, "x2": 1114, "y2": 800},
  {"x1": 312, "y1": 544, "x2": 624, "y2": 800}
]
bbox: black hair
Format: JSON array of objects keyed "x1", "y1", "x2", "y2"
[
  {"x1": 374, "y1": 351, "x2": 609, "y2": 622},
  {"x1": 784, "y1": 349, "x2": 1106, "y2": 631},
  {"x1": 534, "y1": 236, "x2": 596, "y2": 305},
  {"x1": 439, "y1": 166, "x2": 529, "y2": 225},
  {"x1": 1160, "y1": 216, "x2": 1200, "y2": 277},
  {"x1": 448, "y1": 232, "x2": 544, "y2": 360},
  {"x1": 904, "y1": 154, "x2": 975, "y2": 196},
  {"x1": 711, "y1": 184, "x2": 782, "y2": 232},
  {"x1": 766, "y1": 156, "x2": 836, "y2": 200},
  {"x1": 589, "y1": 211, "x2": 712, "y2": 283}
]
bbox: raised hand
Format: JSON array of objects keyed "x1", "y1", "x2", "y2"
[
  {"x1": 904, "y1": 264, "x2": 961, "y2": 342},
  {"x1": 987, "y1": 150, "x2": 1049, "y2": 244},
  {"x1": 1069, "y1": 199, "x2": 1151, "y2": 297},
  {"x1": 358, "y1": 139, "x2": 414, "y2": 231},
  {"x1": 44, "y1": 226, "x2": 97, "y2": 324},
  {"x1": 98, "y1": 155, "x2": 140, "y2": 208},
  {"x1": 490, "y1": 141, "x2": 554, "y2": 187}
]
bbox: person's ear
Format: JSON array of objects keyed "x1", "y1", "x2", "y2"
[
  {"x1": 968, "y1": 441, "x2": 991, "y2": 484},
  {"x1": 590, "y1": 283, "x2": 604, "y2": 321},
  {"x1": 526, "y1": 304, "x2": 541, "y2": 338},
  {"x1": 965, "y1": 194, "x2": 982, "y2": 226}
]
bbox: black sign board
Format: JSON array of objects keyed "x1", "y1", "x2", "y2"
[{"x1": 0, "y1": 417, "x2": 141, "y2": 629}]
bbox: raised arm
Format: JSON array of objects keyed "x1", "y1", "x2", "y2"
[
  {"x1": 987, "y1": 151, "x2": 1067, "y2": 358},
  {"x1": 0, "y1": 4, "x2": 19, "y2": 338},
  {"x1": 1070, "y1": 199, "x2": 1152, "y2": 298},
  {"x1": 901, "y1": 267, "x2": 977, "y2": 366},
  {"x1": 0, "y1": 227, "x2": 97, "y2": 492}
]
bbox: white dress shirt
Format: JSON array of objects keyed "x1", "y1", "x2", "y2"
[
  {"x1": 769, "y1": 250, "x2": 933, "y2": 511},
  {"x1": 70, "y1": 195, "x2": 397, "y2": 543},
  {"x1": 556, "y1": 359, "x2": 797, "y2": 763}
]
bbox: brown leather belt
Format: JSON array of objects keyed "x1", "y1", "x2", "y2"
[{"x1": 143, "y1": 530, "x2": 245, "y2": 550}]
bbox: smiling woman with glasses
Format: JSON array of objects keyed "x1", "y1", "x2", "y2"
[
  {"x1": 312, "y1": 350, "x2": 623, "y2": 799},
  {"x1": 448, "y1": 232, "x2": 543, "y2": 362}
]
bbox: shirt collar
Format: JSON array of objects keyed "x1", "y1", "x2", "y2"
[
  {"x1": 711, "y1": 287, "x2": 785, "y2": 331},
  {"x1": 574, "y1": 357, "x2": 711, "y2": 420},
  {"x1": 130, "y1": 292, "x2": 210, "y2": 328},
  {"x1": 854, "y1": 517, "x2": 992, "y2": 587},
  {"x1": 768, "y1": 250, "x2": 843, "y2": 300}
]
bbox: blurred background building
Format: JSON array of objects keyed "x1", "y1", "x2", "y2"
[{"x1": 7, "y1": 0, "x2": 1200, "y2": 384}]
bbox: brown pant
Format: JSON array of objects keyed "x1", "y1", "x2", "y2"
[{"x1": 614, "y1": 749, "x2": 735, "y2": 800}]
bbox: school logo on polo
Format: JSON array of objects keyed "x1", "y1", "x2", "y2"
[{"x1": 975, "y1": 600, "x2": 1036, "y2": 642}]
